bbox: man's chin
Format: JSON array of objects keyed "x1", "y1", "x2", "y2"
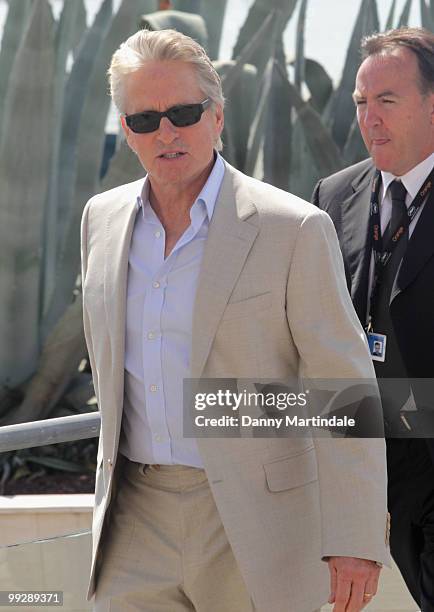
[{"x1": 369, "y1": 152, "x2": 397, "y2": 175}]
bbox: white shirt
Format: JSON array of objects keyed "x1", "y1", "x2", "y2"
[
  {"x1": 119, "y1": 154, "x2": 225, "y2": 467},
  {"x1": 379, "y1": 151, "x2": 434, "y2": 236}
]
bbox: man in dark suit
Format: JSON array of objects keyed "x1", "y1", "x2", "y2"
[{"x1": 313, "y1": 27, "x2": 434, "y2": 611}]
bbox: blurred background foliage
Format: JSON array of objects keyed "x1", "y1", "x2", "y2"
[{"x1": 0, "y1": 0, "x2": 431, "y2": 483}]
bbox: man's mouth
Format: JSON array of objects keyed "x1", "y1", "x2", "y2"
[
  {"x1": 159, "y1": 152, "x2": 186, "y2": 159},
  {"x1": 371, "y1": 138, "x2": 390, "y2": 146}
]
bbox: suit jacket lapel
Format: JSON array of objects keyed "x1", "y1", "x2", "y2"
[
  {"x1": 341, "y1": 167, "x2": 375, "y2": 323},
  {"x1": 104, "y1": 197, "x2": 138, "y2": 437},
  {"x1": 191, "y1": 165, "x2": 259, "y2": 378},
  {"x1": 394, "y1": 186, "x2": 434, "y2": 298}
]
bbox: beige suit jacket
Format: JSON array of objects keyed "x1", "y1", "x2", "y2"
[{"x1": 81, "y1": 161, "x2": 390, "y2": 612}]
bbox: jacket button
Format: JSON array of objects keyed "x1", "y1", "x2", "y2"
[{"x1": 107, "y1": 459, "x2": 113, "y2": 469}]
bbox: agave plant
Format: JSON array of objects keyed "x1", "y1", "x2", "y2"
[
  {"x1": 0, "y1": 0, "x2": 428, "y2": 445},
  {"x1": 0, "y1": 0, "x2": 156, "y2": 424}
]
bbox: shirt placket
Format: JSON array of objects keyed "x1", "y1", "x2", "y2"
[
  {"x1": 141, "y1": 216, "x2": 171, "y2": 462},
  {"x1": 141, "y1": 201, "x2": 207, "y2": 463}
]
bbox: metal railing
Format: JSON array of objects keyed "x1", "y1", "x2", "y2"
[{"x1": 0, "y1": 412, "x2": 100, "y2": 453}]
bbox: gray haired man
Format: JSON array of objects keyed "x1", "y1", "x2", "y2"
[{"x1": 82, "y1": 28, "x2": 390, "y2": 612}]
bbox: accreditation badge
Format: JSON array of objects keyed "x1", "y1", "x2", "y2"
[{"x1": 367, "y1": 332, "x2": 387, "y2": 362}]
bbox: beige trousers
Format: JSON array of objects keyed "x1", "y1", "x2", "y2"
[{"x1": 94, "y1": 461, "x2": 255, "y2": 611}]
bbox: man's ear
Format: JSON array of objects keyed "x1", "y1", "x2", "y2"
[
  {"x1": 430, "y1": 92, "x2": 434, "y2": 125},
  {"x1": 214, "y1": 103, "x2": 224, "y2": 136},
  {"x1": 120, "y1": 115, "x2": 136, "y2": 153},
  {"x1": 216, "y1": 104, "x2": 225, "y2": 134}
]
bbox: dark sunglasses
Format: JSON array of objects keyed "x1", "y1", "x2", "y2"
[{"x1": 124, "y1": 98, "x2": 211, "y2": 134}]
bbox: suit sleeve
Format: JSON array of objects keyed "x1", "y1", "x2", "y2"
[
  {"x1": 286, "y1": 209, "x2": 370, "y2": 378},
  {"x1": 285, "y1": 209, "x2": 390, "y2": 566}
]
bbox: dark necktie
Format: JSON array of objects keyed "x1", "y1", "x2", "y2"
[
  {"x1": 382, "y1": 179, "x2": 408, "y2": 246},
  {"x1": 373, "y1": 179, "x2": 409, "y2": 426}
]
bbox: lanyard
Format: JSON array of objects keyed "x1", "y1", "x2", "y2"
[{"x1": 366, "y1": 168, "x2": 434, "y2": 332}]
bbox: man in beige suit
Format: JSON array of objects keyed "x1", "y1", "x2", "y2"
[{"x1": 81, "y1": 28, "x2": 390, "y2": 612}]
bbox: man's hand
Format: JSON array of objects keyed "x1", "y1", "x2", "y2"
[{"x1": 327, "y1": 556, "x2": 381, "y2": 611}]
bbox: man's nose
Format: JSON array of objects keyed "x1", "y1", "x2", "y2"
[
  {"x1": 157, "y1": 116, "x2": 179, "y2": 143},
  {"x1": 362, "y1": 104, "x2": 381, "y2": 129}
]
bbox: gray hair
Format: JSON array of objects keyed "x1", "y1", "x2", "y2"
[{"x1": 108, "y1": 28, "x2": 225, "y2": 149}]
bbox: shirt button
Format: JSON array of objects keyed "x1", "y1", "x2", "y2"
[
  {"x1": 154, "y1": 434, "x2": 162, "y2": 442},
  {"x1": 149, "y1": 384, "x2": 158, "y2": 392},
  {"x1": 155, "y1": 230, "x2": 161, "y2": 238},
  {"x1": 147, "y1": 332, "x2": 155, "y2": 340},
  {"x1": 152, "y1": 281, "x2": 160, "y2": 288}
]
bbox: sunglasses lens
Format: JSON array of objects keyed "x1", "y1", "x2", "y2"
[
  {"x1": 168, "y1": 104, "x2": 202, "y2": 127},
  {"x1": 126, "y1": 102, "x2": 207, "y2": 133},
  {"x1": 127, "y1": 111, "x2": 160, "y2": 133}
]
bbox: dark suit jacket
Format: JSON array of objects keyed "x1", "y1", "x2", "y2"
[{"x1": 312, "y1": 159, "x2": 434, "y2": 418}]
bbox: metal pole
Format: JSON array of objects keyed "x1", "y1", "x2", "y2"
[{"x1": 0, "y1": 412, "x2": 100, "y2": 453}]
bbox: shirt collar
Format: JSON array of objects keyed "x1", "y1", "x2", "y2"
[
  {"x1": 135, "y1": 152, "x2": 225, "y2": 222},
  {"x1": 381, "y1": 150, "x2": 434, "y2": 204}
]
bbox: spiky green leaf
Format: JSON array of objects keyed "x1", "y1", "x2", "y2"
[
  {"x1": 54, "y1": 0, "x2": 113, "y2": 299},
  {"x1": 141, "y1": 10, "x2": 208, "y2": 49},
  {"x1": 304, "y1": 58, "x2": 333, "y2": 113},
  {"x1": 101, "y1": 139, "x2": 145, "y2": 192},
  {"x1": 262, "y1": 61, "x2": 292, "y2": 191},
  {"x1": 232, "y1": 0, "x2": 298, "y2": 77},
  {"x1": 420, "y1": 0, "x2": 433, "y2": 29},
  {"x1": 215, "y1": 61, "x2": 259, "y2": 172},
  {"x1": 21, "y1": 456, "x2": 85, "y2": 473},
  {"x1": 71, "y1": 0, "x2": 88, "y2": 58},
  {"x1": 245, "y1": 58, "x2": 274, "y2": 178},
  {"x1": 11, "y1": 466, "x2": 32, "y2": 481},
  {"x1": 9, "y1": 298, "x2": 85, "y2": 425},
  {"x1": 42, "y1": 0, "x2": 89, "y2": 320},
  {"x1": 222, "y1": 11, "x2": 277, "y2": 97},
  {"x1": 0, "y1": 0, "x2": 55, "y2": 387},
  {"x1": 200, "y1": 0, "x2": 228, "y2": 59},
  {"x1": 46, "y1": 0, "x2": 155, "y2": 333},
  {"x1": 283, "y1": 67, "x2": 344, "y2": 179},
  {"x1": 398, "y1": 0, "x2": 412, "y2": 26},
  {"x1": 172, "y1": 0, "x2": 201, "y2": 11},
  {"x1": 0, "y1": 0, "x2": 33, "y2": 134},
  {"x1": 328, "y1": 0, "x2": 379, "y2": 149},
  {"x1": 55, "y1": 0, "x2": 87, "y2": 60},
  {"x1": 294, "y1": 0, "x2": 308, "y2": 91},
  {"x1": 289, "y1": 119, "x2": 320, "y2": 199},
  {"x1": 385, "y1": 0, "x2": 396, "y2": 29},
  {"x1": 343, "y1": 116, "x2": 368, "y2": 165},
  {"x1": 173, "y1": 0, "x2": 229, "y2": 57}
]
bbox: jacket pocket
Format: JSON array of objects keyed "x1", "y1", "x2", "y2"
[
  {"x1": 263, "y1": 446, "x2": 318, "y2": 492},
  {"x1": 221, "y1": 292, "x2": 272, "y2": 321}
]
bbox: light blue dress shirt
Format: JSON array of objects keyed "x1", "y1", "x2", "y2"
[{"x1": 119, "y1": 154, "x2": 225, "y2": 468}]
